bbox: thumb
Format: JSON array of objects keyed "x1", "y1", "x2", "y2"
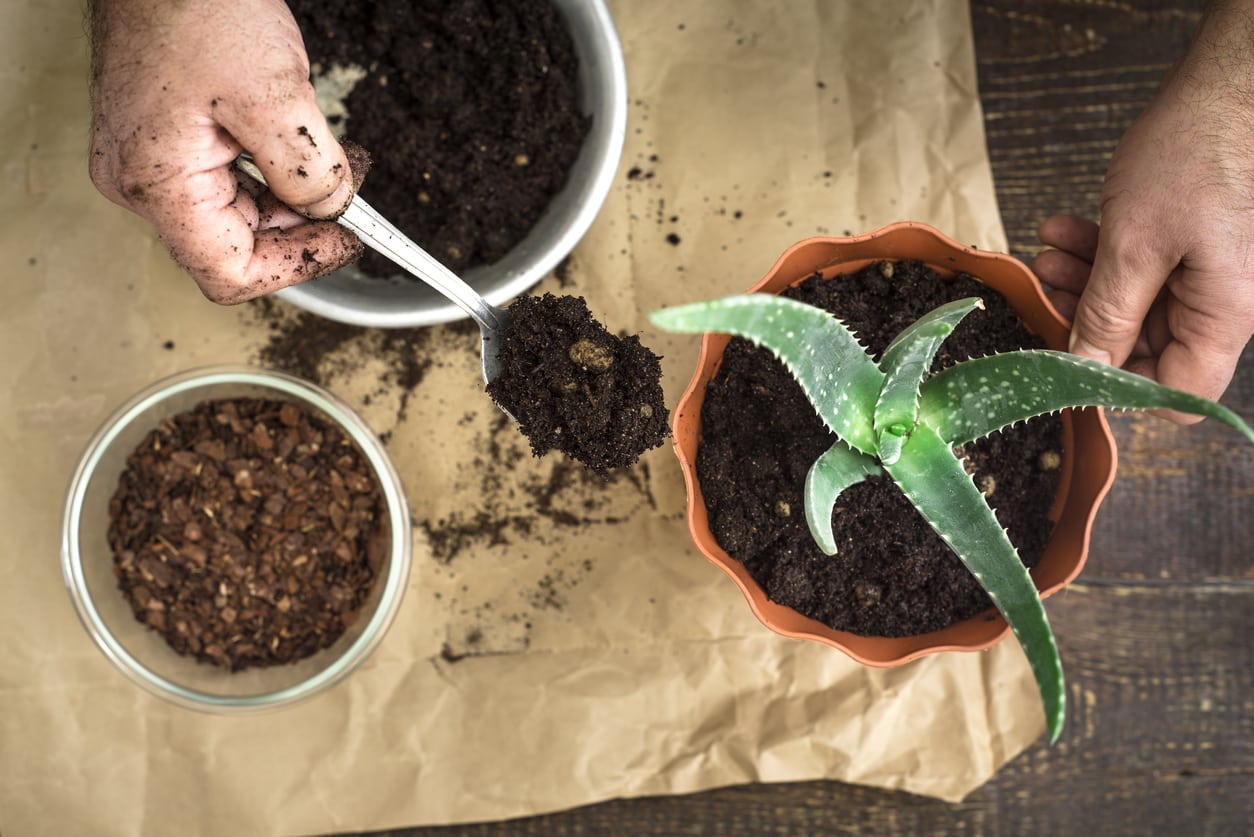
[
  {"x1": 215, "y1": 87, "x2": 354, "y2": 220},
  {"x1": 1069, "y1": 225, "x2": 1177, "y2": 368}
]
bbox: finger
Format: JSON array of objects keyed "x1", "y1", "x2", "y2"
[
  {"x1": 1157, "y1": 280, "x2": 1249, "y2": 403},
  {"x1": 229, "y1": 224, "x2": 365, "y2": 303},
  {"x1": 231, "y1": 169, "x2": 309, "y2": 230},
  {"x1": 1068, "y1": 222, "x2": 1178, "y2": 367},
  {"x1": 255, "y1": 189, "x2": 310, "y2": 231},
  {"x1": 1045, "y1": 289, "x2": 1079, "y2": 323},
  {"x1": 229, "y1": 170, "x2": 262, "y2": 229},
  {"x1": 1038, "y1": 214, "x2": 1100, "y2": 262},
  {"x1": 88, "y1": 124, "x2": 128, "y2": 209},
  {"x1": 142, "y1": 165, "x2": 361, "y2": 304},
  {"x1": 1116, "y1": 274, "x2": 1249, "y2": 424},
  {"x1": 215, "y1": 84, "x2": 354, "y2": 220},
  {"x1": 1033, "y1": 248, "x2": 1093, "y2": 294},
  {"x1": 1118, "y1": 355, "x2": 1204, "y2": 425},
  {"x1": 247, "y1": 142, "x2": 370, "y2": 230},
  {"x1": 1141, "y1": 289, "x2": 1173, "y2": 359}
]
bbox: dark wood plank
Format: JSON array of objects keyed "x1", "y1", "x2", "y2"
[
  {"x1": 1091, "y1": 367, "x2": 1254, "y2": 582},
  {"x1": 353, "y1": 2, "x2": 1254, "y2": 834}
]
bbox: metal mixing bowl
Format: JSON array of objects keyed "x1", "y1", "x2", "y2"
[{"x1": 275, "y1": 0, "x2": 628, "y2": 328}]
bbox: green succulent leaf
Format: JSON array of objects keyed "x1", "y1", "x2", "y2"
[
  {"x1": 804, "y1": 441, "x2": 884, "y2": 555},
  {"x1": 883, "y1": 423, "x2": 1066, "y2": 744},
  {"x1": 919, "y1": 350, "x2": 1254, "y2": 446},
  {"x1": 874, "y1": 297, "x2": 985, "y2": 464},
  {"x1": 651, "y1": 294, "x2": 885, "y2": 454}
]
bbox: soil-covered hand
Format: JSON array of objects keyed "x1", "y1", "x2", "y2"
[
  {"x1": 1033, "y1": 2, "x2": 1254, "y2": 419},
  {"x1": 88, "y1": 0, "x2": 364, "y2": 304}
]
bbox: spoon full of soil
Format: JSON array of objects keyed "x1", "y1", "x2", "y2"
[
  {"x1": 236, "y1": 155, "x2": 668, "y2": 473},
  {"x1": 235, "y1": 154, "x2": 509, "y2": 395}
]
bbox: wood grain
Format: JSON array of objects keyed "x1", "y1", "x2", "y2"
[
  {"x1": 974, "y1": 0, "x2": 1201, "y2": 259},
  {"x1": 358, "y1": 2, "x2": 1253, "y2": 833}
]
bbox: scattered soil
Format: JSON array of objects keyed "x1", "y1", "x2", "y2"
[
  {"x1": 107, "y1": 397, "x2": 388, "y2": 671},
  {"x1": 245, "y1": 292, "x2": 663, "y2": 660},
  {"x1": 288, "y1": 0, "x2": 591, "y2": 275},
  {"x1": 697, "y1": 260, "x2": 1064, "y2": 637},
  {"x1": 249, "y1": 296, "x2": 443, "y2": 434},
  {"x1": 486, "y1": 293, "x2": 669, "y2": 474}
]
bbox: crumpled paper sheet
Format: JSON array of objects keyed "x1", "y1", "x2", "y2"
[{"x1": 0, "y1": 0, "x2": 1039, "y2": 834}]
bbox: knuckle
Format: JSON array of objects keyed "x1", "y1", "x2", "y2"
[
  {"x1": 195, "y1": 273, "x2": 252, "y2": 306},
  {"x1": 1099, "y1": 228, "x2": 1157, "y2": 276},
  {"x1": 1078, "y1": 294, "x2": 1136, "y2": 336}
]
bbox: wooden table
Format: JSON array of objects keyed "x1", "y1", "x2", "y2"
[{"x1": 366, "y1": 2, "x2": 1253, "y2": 832}]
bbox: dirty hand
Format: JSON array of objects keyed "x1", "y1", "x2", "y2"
[
  {"x1": 1033, "y1": 1, "x2": 1254, "y2": 419},
  {"x1": 88, "y1": 0, "x2": 364, "y2": 304}
]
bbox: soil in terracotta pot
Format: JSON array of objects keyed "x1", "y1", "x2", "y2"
[
  {"x1": 107, "y1": 397, "x2": 388, "y2": 671},
  {"x1": 288, "y1": 0, "x2": 591, "y2": 276},
  {"x1": 697, "y1": 260, "x2": 1064, "y2": 637},
  {"x1": 486, "y1": 293, "x2": 669, "y2": 475}
]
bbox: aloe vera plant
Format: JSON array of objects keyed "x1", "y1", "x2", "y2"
[{"x1": 651, "y1": 290, "x2": 1254, "y2": 742}]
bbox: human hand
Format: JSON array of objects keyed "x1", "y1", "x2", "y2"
[
  {"x1": 88, "y1": 0, "x2": 364, "y2": 304},
  {"x1": 1033, "y1": 4, "x2": 1254, "y2": 419}
]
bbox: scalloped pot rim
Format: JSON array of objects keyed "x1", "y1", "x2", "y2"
[{"x1": 670, "y1": 221, "x2": 1117, "y2": 667}]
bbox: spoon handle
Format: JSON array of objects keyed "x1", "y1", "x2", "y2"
[
  {"x1": 233, "y1": 154, "x2": 502, "y2": 331},
  {"x1": 336, "y1": 197, "x2": 503, "y2": 331}
]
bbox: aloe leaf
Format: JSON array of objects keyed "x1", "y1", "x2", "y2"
[
  {"x1": 919, "y1": 350, "x2": 1254, "y2": 446},
  {"x1": 873, "y1": 297, "x2": 985, "y2": 464},
  {"x1": 804, "y1": 441, "x2": 884, "y2": 555},
  {"x1": 651, "y1": 295, "x2": 885, "y2": 454},
  {"x1": 883, "y1": 424, "x2": 1066, "y2": 743}
]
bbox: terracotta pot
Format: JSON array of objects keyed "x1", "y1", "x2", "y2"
[{"x1": 671, "y1": 222, "x2": 1117, "y2": 665}]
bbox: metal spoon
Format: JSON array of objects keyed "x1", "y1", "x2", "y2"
[{"x1": 235, "y1": 155, "x2": 510, "y2": 391}]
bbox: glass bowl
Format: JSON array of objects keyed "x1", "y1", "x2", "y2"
[{"x1": 60, "y1": 367, "x2": 412, "y2": 712}]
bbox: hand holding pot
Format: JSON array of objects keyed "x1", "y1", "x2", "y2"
[
  {"x1": 1034, "y1": 1, "x2": 1254, "y2": 417},
  {"x1": 88, "y1": 0, "x2": 362, "y2": 304}
]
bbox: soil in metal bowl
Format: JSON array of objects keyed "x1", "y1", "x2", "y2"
[
  {"x1": 288, "y1": 0, "x2": 592, "y2": 277},
  {"x1": 487, "y1": 293, "x2": 669, "y2": 475},
  {"x1": 697, "y1": 260, "x2": 1064, "y2": 637}
]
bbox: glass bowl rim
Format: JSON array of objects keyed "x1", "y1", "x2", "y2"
[{"x1": 60, "y1": 365, "x2": 412, "y2": 713}]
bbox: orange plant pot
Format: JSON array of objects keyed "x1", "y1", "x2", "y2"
[{"x1": 671, "y1": 222, "x2": 1118, "y2": 665}]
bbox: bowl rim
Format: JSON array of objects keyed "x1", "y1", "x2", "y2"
[{"x1": 60, "y1": 366, "x2": 412, "y2": 712}]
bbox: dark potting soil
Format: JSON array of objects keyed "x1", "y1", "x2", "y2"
[
  {"x1": 486, "y1": 293, "x2": 669, "y2": 475},
  {"x1": 697, "y1": 260, "x2": 1064, "y2": 637},
  {"x1": 107, "y1": 397, "x2": 388, "y2": 671},
  {"x1": 287, "y1": 0, "x2": 591, "y2": 276}
]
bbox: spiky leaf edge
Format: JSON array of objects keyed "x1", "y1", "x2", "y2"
[
  {"x1": 883, "y1": 423, "x2": 1066, "y2": 743},
  {"x1": 919, "y1": 350, "x2": 1254, "y2": 446},
  {"x1": 650, "y1": 295, "x2": 884, "y2": 454},
  {"x1": 804, "y1": 441, "x2": 884, "y2": 555}
]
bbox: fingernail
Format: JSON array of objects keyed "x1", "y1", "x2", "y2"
[
  {"x1": 1068, "y1": 334, "x2": 1111, "y2": 365},
  {"x1": 297, "y1": 171, "x2": 354, "y2": 220}
]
